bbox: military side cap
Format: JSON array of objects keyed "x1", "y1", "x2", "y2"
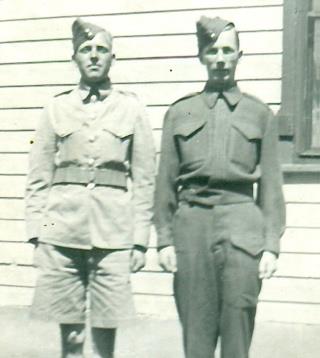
[
  {"x1": 196, "y1": 16, "x2": 234, "y2": 53},
  {"x1": 72, "y1": 18, "x2": 112, "y2": 52}
]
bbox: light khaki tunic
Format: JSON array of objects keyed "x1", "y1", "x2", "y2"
[{"x1": 25, "y1": 87, "x2": 156, "y2": 249}]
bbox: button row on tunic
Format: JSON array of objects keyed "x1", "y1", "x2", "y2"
[
  {"x1": 89, "y1": 135, "x2": 96, "y2": 143},
  {"x1": 90, "y1": 95, "x2": 98, "y2": 103},
  {"x1": 87, "y1": 182, "x2": 95, "y2": 190}
]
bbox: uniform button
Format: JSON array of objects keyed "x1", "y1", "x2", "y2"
[
  {"x1": 89, "y1": 135, "x2": 96, "y2": 143},
  {"x1": 90, "y1": 95, "x2": 98, "y2": 103},
  {"x1": 88, "y1": 158, "x2": 95, "y2": 166},
  {"x1": 87, "y1": 182, "x2": 95, "y2": 190}
]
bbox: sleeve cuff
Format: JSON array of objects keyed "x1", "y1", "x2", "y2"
[{"x1": 264, "y1": 235, "x2": 280, "y2": 256}]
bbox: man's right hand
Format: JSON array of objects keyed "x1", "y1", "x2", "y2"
[{"x1": 158, "y1": 245, "x2": 177, "y2": 273}]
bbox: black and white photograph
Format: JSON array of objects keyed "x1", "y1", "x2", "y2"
[{"x1": 0, "y1": 1, "x2": 319, "y2": 357}]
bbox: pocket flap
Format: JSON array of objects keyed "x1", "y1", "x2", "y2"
[
  {"x1": 53, "y1": 121, "x2": 82, "y2": 137},
  {"x1": 230, "y1": 235, "x2": 264, "y2": 256},
  {"x1": 173, "y1": 119, "x2": 206, "y2": 137},
  {"x1": 103, "y1": 122, "x2": 134, "y2": 138},
  {"x1": 232, "y1": 119, "x2": 263, "y2": 140}
]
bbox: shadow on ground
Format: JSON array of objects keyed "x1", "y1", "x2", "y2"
[{"x1": 0, "y1": 307, "x2": 319, "y2": 357}]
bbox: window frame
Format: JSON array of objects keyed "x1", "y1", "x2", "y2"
[{"x1": 278, "y1": 0, "x2": 320, "y2": 165}]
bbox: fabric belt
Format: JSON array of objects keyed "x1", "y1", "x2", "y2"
[
  {"x1": 52, "y1": 166, "x2": 127, "y2": 189},
  {"x1": 179, "y1": 182, "x2": 254, "y2": 206}
]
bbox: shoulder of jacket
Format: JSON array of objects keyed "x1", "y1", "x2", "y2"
[
  {"x1": 171, "y1": 92, "x2": 200, "y2": 107},
  {"x1": 54, "y1": 89, "x2": 73, "y2": 98},
  {"x1": 116, "y1": 89, "x2": 139, "y2": 99},
  {"x1": 242, "y1": 93, "x2": 271, "y2": 113}
]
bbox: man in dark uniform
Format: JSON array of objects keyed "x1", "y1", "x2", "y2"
[
  {"x1": 154, "y1": 16, "x2": 285, "y2": 358},
  {"x1": 25, "y1": 19, "x2": 155, "y2": 358}
]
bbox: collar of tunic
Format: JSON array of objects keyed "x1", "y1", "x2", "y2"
[
  {"x1": 78, "y1": 78, "x2": 112, "y2": 102},
  {"x1": 201, "y1": 83, "x2": 242, "y2": 108}
]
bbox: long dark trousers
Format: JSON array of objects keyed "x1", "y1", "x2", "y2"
[{"x1": 173, "y1": 204, "x2": 262, "y2": 358}]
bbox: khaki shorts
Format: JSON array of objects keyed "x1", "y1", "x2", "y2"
[{"x1": 31, "y1": 243, "x2": 135, "y2": 328}]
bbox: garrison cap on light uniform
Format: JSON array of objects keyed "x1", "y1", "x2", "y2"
[
  {"x1": 196, "y1": 16, "x2": 234, "y2": 54},
  {"x1": 72, "y1": 18, "x2": 113, "y2": 53}
]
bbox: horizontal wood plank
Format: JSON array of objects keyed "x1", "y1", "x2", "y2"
[
  {"x1": 0, "y1": 109, "x2": 41, "y2": 131},
  {"x1": 284, "y1": 184, "x2": 320, "y2": 203},
  {"x1": 0, "y1": 0, "x2": 283, "y2": 22},
  {"x1": 0, "y1": 286, "x2": 33, "y2": 306},
  {"x1": 0, "y1": 199, "x2": 24, "y2": 219},
  {"x1": 287, "y1": 203, "x2": 320, "y2": 227},
  {"x1": 0, "y1": 81, "x2": 282, "y2": 109},
  {"x1": 0, "y1": 55, "x2": 282, "y2": 86},
  {"x1": 0, "y1": 132, "x2": 34, "y2": 153},
  {"x1": 281, "y1": 228, "x2": 320, "y2": 253},
  {"x1": 0, "y1": 7, "x2": 283, "y2": 42},
  {"x1": 0, "y1": 176, "x2": 26, "y2": 198},
  {"x1": 0, "y1": 220, "x2": 26, "y2": 242},
  {"x1": 0, "y1": 154, "x2": 29, "y2": 174},
  {"x1": 0, "y1": 31, "x2": 282, "y2": 64}
]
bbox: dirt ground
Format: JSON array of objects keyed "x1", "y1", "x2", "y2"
[{"x1": 0, "y1": 306, "x2": 319, "y2": 357}]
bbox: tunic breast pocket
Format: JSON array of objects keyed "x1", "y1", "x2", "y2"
[
  {"x1": 173, "y1": 119, "x2": 206, "y2": 165},
  {"x1": 100, "y1": 124, "x2": 134, "y2": 162},
  {"x1": 229, "y1": 121, "x2": 262, "y2": 173},
  {"x1": 57, "y1": 128, "x2": 84, "y2": 163}
]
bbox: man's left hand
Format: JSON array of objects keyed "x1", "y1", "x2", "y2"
[
  {"x1": 130, "y1": 249, "x2": 146, "y2": 273},
  {"x1": 259, "y1": 251, "x2": 278, "y2": 279}
]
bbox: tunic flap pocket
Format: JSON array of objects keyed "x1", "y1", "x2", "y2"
[
  {"x1": 232, "y1": 120, "x2": 262, "y2": 140},
  {"x1": 54, "y1": 123, "x2": 82, "y2": 137},
  {"x1": 103, "y1": 123, "x2": 134, "y2": 138},
  {"x1": 173, "y1": 119, "x2": 205, "y2": 137}
]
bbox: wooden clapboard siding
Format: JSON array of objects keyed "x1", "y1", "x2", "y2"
[
  {"x1": 0, "y1": 55, "x2": 282, "y2": 86},
  {"x1": 1, "y1": 0, "x2": 320, "y2": 325},
  {"x1": 0, "y1": 154, "x2": 29, "y2": 175},
  {"x1": 0, "y1": 81, "x2": 281, "y2": 109},
  {"x1": 0, "y1": 244, "x2": 318, "y2": 280},
  {"x1": 2, "y1": 220, "x2": 320, "y2": 254},
  {"x1": 0, "y1": 1, "x2": 283, "y2": 22},
  {"x1": 0, "y1": 104, "x2": 281, "y2": 132},
  {"x1": 0, "y1": 7, "x2": 283, "y2": 43},
  {"x1": 0, "y1": 31, "x2": 282, "y2": 64}
]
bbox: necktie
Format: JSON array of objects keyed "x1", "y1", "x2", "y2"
[{"x1": 83, "y1": 86, "x2": 101, "y2": 104}]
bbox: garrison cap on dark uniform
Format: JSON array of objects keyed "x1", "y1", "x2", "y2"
[
  {"x1": 196, "y1": 16, "x2": 234, "y2": 54},
  {"x1": 72, "y1": 18, "x2": 112, "y2": 53}
]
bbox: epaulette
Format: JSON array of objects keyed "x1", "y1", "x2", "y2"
[
  {"x1": 54, "y1": 89, "x2": 73, "y2": 98},
  {"x1": 171, "y1": 92, "x2": 200, "y2": 106},
  {"x1": 117, "y1": 89, "x2": 138, "y2": 98},
  {"x1": 242, "y1": 93, "x2": 270, "y2": 112}
]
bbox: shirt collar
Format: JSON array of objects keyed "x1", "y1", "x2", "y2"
[
  {"x1": 78, "y1": 78, "x2": 112, "y2": 101},
  {"x1": 201, "y1": 82, "x2": 242, "y2": 108}
]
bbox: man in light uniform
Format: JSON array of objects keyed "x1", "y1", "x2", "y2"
[
  {"x1": 155, "y1": 16, "x2": 285, "y2": 358},
  {"x1": 25, "y1": 18, "x2": 155, "y2": 358}
]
